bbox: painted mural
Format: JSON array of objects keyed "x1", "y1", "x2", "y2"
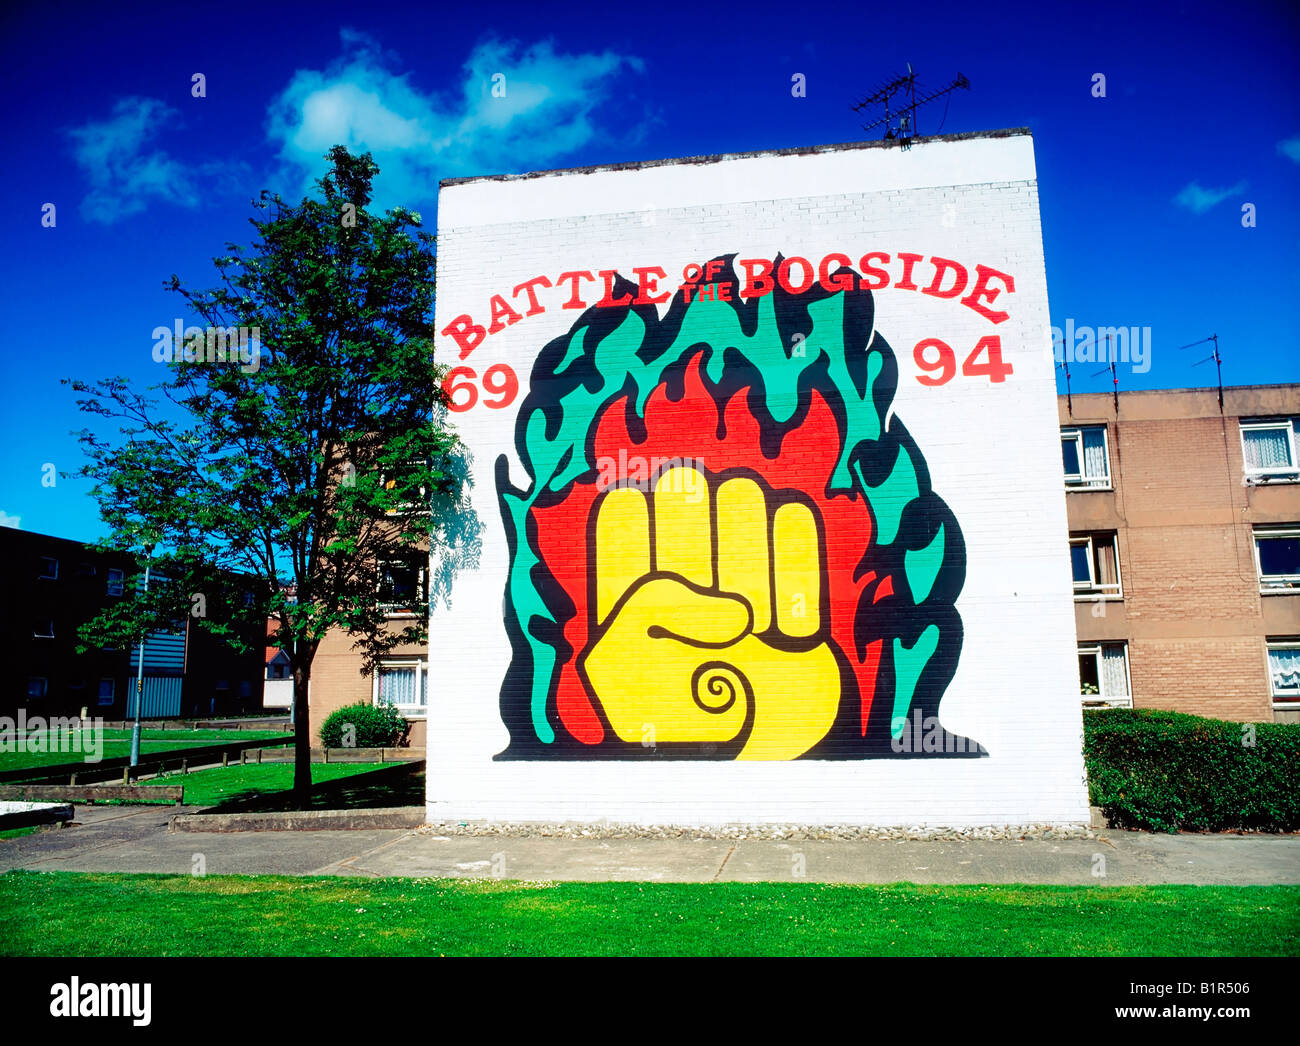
[{"x1": 495, "y1": 255, "x2": 980, "y2": 760}]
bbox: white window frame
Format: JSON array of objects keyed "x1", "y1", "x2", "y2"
[
  {"x1": 38, "y1": 556, "x2": 58, "y2": 580},
  {"x1": 106, "y1": 568, "x2": 125, "y2": 596},
  {"x1": 97, "y1": 678, "x2": 116, "y2": 706},
  {"x1": 1061, "y1": 426, "x2": 1111, "y2": 490},
  {"x1": 33, "y1": 619, "x2": 54, "y2": 639},
  {"x1": 1070, "y1": 532, "x2": 1123, "y2": 600},
  {"x1": 1240, "y1": 419, "x2": 1299, "y2": 482},
  {"x1": 377, "y1": 557, "x2": 427, "y2": 618},
  {"x1": 1078, "y1": 642, "x2": 1133, "y2": 708},
  {"x1": 1267, "y1": 641, "x2": 1300, "y2": 705},
  {"x1": 372, "y1": 658, "x2": 428, "y2": 718},
  {"x1": 1254, "y1": 527, "x2": 1300, "y2": 593}
]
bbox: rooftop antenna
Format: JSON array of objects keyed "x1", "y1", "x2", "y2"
[
  {"x1": 1178, "y1": 334, "x2": 1223, "y2": 413},
  {"x1": 1054, "y1": 335, "x2": 1073, "y2": 416},
  {"x1": 1091, "y1": 334, "x2": 1119, "y2": 413},
  {"x1": 853, "y1": 65, "x2": 970, "y2": 143}
]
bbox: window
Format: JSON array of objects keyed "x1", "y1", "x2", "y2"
[
  {"x1": 380, "y1": 461, "x2": 432, "y2": 516},
  {"x1": 1268, "y1": 642, "x2": 1300, "y2": 704},
  {"x1": 38, "y1": 556, "x2": 58, "y2": 579},
  {"x1": 33, "y1": 619, "x2": 54, "y2": 639},
  {"x1": 77, "y1": 562, "x2": 97, "y2": 578},
  {"x1": 98, "y1": 678, "x2": 116, "y2": 706},
  {"x1": 1079, "y1": 643, "x2": 1132, "y2": 707},
  {"x1": 1255, "y1": 528, "x2": 1300, "y2": 592},
  {"x1": 239, "y1": 680, "x2": 252, "y2": 698},
  {"x1": 374, "y1": 659, "x2": 428, "y2": 716},
  {"x1": 1070, "y1": 532, "x2": 1122, "y2": 599},
  {"x1": 27, "y1": 677, "x2": 48, "y2": 699},
  {"x1": 1061, "y1": 426, "x2": 1110, "y2": 489},
  {"x1": 377, "y1": 558, "x2": 426, "y2": 616},
  {"x1": 106, "y1": 568, "x2": 125, "y2": 596},
  {"x1": 1241, "y1": 418, "x2": 1300, "y2": 482}
]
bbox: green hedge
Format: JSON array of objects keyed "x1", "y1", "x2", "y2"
[
  {"x1": 1083, "y1": 708, "x2": 1300, "y2": 833},
  {"x1": 319, "y1": 702, "x2": 407, "y2": 749}
]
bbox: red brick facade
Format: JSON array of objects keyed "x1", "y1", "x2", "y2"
[
  {"x1": 1062, "y1": 384, "x2": 1300, "y2": 722},
  {"x1": 308, "y1": 621, "x2": 428, "y2": 748}
]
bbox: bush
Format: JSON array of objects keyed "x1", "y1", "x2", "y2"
[
  {"x1": 1083, "y1": 708, "x2": 1300, "y2": 833},
  {"x1": 319, "y1": 702, "x2": 407, "y2": 749}
]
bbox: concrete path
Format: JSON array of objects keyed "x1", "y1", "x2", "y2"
[{"x1": 2, "y1": 806, "x2": 1297, "y2": 885}]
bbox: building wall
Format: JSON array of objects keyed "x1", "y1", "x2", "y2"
[
  {"x1": 1062, "y1": 384, "x2": 1300, "y2": 721},
  {"x1": 263, "y1": 677, "x2": 293, "y2": 710},
  {"x1": 182, "y1": 612, "x2": 265, "y2": 717},
  {"x1": 1, "y1": 528, "x2": 134, "y2": 719},
  {"x1": 0, "y1": 526, "x2": 265, "y2": 721},
  {"x1": 426, "y1": 130, "x2": 1092, "y2": 826},
  {"x1": 309, "y1": 623, "x2": 428, "y2": 748}
]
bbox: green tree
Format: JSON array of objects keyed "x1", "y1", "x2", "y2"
[{"x1": 66, "y1": 147, "x2": 470, "y2": 800}]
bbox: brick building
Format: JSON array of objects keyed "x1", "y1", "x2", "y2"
[
  {"x1": 306, "y1": 597, "x2": 429, "y2": 748},
  {"x1": 296, "y1": 462, "x2": 435, "y2": 747},
  {"x1": 1061, "y1": 382, "x2": 1300, "y2": 722},
  {"x1": 1, "y1": 526, "x2": 266, "y2": 720}
]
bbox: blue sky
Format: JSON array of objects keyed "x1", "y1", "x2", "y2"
[{"x1": 1, "y1": 0, "x2": 1296, "y2": 543}]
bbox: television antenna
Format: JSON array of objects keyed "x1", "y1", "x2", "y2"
[
  {"x1": 1054, "y1": 335, "x2": 1073, "y2": 416},
  {"x1": 1091, "y1": 334, "x2": 1119, "y2": 413},
  {"x1": 1178, "y1": 334, "x2": 1223, "y2": 413},
  {"x1": 853, "y1": 65, "x2": 970, "y2": 141}
]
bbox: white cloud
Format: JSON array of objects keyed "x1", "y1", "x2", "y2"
[
  {"x1": 1173, "y1": 180, "x2": 1247, "y2": 215},
  {"x1": 266, "y1": 31, "x2": 646, "y2": 209},
  {"x1": 69, "y1": 97, "x2": 199, "y2": 224},
  {"x1": 1278, "y1": 135, "x2": 1300, "y2": 164},
  {"x1": 0, "y1": 511, "x2": 21, "y2": 529}
]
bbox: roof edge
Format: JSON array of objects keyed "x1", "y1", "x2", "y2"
[
  {"x1": 1064, "y1": 382, "x2": 1300, "y2": 397},
  {"x1": 439, "y1": 127, "x2": 1033, "y2": 188}
]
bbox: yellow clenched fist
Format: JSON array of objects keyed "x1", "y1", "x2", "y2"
[{"x1": 578, "y1": 464, "x2": 844, "y2": 760}]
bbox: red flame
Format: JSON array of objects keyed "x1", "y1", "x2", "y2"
[{"x1": 531, "y1": 351, "x2": 888, "y2": 744}]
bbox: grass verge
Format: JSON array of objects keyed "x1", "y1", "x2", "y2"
[{"x1": 0, "y1": 872, "x2": 1295, "y2": 957}]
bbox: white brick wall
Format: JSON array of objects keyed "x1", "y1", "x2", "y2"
[{"x1": 428, "y1": 132, "x2": 1091, "y2": 826}]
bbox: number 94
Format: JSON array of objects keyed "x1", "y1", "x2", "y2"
[{"x1": 914, "y1": 335, "x2": 1012, "y2": 386}]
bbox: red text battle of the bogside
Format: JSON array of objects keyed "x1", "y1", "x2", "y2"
[{"x1": 440, "y1": 252, "x2": 1019, "y2": 412}]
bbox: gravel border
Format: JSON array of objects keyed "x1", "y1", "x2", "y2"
[{"x1": 417, "y1": 821, "x2": 1097, "y2": 841}]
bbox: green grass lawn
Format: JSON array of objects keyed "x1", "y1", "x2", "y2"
[
  {"x1": 0, "y1": 729, "x2": 290, "y2": 773},
  {"x1": 141, "y1": 762, "x2": 390, "y2": 808},
  {"x1": 0, "y1": 872, "x2": 1294, "y2": 956}
]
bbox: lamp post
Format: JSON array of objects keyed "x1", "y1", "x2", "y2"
[{"x1": 129, "y1": 542, "x2": 154, "y2": 774}]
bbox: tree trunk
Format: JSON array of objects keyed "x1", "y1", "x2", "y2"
[{"x1": 292, "y1": 665, "x2": 312, "y2": 805}]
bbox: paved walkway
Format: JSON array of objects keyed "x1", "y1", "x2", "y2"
[{"x1": 2, "y1": 806, "x2": 1297, "y2": 885}]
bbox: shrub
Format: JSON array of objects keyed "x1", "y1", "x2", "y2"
[
  {"x1": 319, "y1": 702, "x2": 407, "y2": 749},
  {"x1": 1083, "y1": 708, "x2": 1300, "y2": 833}
]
